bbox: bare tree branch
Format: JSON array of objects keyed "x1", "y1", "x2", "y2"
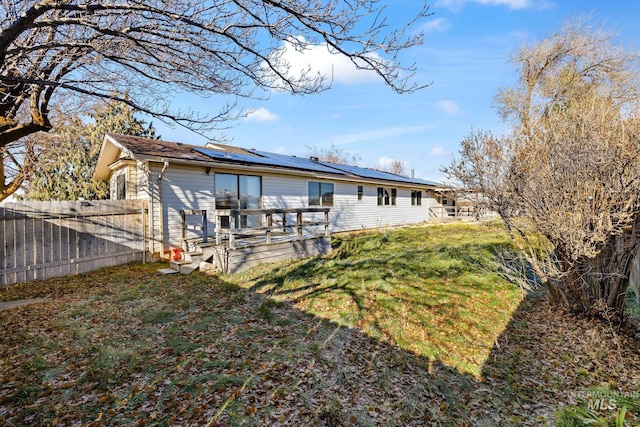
[
  {"x1": 0, "y1": 0, "x2": 430, "y2": 200},
  {"x1": 445, "y1": 20, "x2": 640, "y2": 320}
]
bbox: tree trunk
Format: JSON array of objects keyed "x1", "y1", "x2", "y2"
[{"x1": 547, "y1": 229, "x2": 638, "y2": 321}]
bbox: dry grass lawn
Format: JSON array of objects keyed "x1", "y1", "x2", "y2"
[{"x1": 1, "y1": 222, "x2": 639, "y2": 426}]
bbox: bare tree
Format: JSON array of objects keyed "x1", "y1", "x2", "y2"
[
  {"x1": 307, "y1": 143, "x2": 361, "y2": 165},
  {"x1": 378, "y1": 159, "x2": 407, "y2": 176},
  {"x1": 0, "y1": 130, "x2": 36, "y2": 199},
  {"x1": 0, "y1": 1, "x2": 431, "y2": 200},
  {"x1": 445, "y1": 21, "x2": 640, "y2": 320}
]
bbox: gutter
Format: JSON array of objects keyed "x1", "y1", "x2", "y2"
[
  {"x1": 148, "y1": 156, "x2": 441, "y2": 190},
  {"x1": 157, "y1": 161, "x2": 169, "y2": 257}
]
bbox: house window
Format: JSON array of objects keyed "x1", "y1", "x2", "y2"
[
  {"x1": 215, "y1": 173, "x2": 238, "y2": 209},
  {"x1": 377, "y1": 187, "x2": 396, "y2": 206},
  {"x1": 215, "y1": 173, "x2": 262, "y2": 227},
  {"x1": 309, "y1": 181, "x2": 334, "y2": 206},
  {"x1": 357, "y1": 185, "x2": 363, "y2": 201},
  {"x1": 411, "y1": 190, "x2": 422, "y2": 206},
  {"x1": 116, "y1": 173, "x2": 126, "y2": 200}
]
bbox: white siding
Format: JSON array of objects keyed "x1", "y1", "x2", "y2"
[
  {"x1": 109, "y1": 172, "x2": 117, "y2": 198},
  {"x1": 109, "y1": 163, "x2": 137, "y2": 200},
  {"x1": 148, "y1": 164, "x2": 163, "y2": 255},
  {"x1": 262, "y1": 174, "x2": 307, "y2": 209},
  {"x1": 136, "y1": 160, "x2": 152, "y2": 201},
  {"x1": 330, "y1": 183, "x2": 432, "y2": 232},
  {"x1": 143, "y1": 164, "x2": 441, "y2": 256},
  {"x1": 126, "y1": 166, "x2": 138, "y2": 199},
  {"x1": 109, "y1": 169, "x2": 121, "y2": 199},
  {"x1": 262, "y1": 174, "x2": 308, "y2": 226},
  {"x1": 159, "y1": 165, "x2": 215, "y2": 253},
  {"x1": 261, "y1": 175, "x2": 433, "y2": 232}
]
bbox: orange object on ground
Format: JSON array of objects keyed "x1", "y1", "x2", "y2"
[{"x1": 170, "y1": 247, "x2": 183, "y2": 261}]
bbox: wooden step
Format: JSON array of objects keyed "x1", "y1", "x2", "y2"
[{"x1": 169, "y1": 246, "x2": 220, "y2": 274}]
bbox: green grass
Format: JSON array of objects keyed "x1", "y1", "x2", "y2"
[
  {"x1": 2, "y1": 222, "x2": 639, "y2": 426},
  {"x1": 626, "y1": 291, "x2": 640, "y2": 320},
  {"x1": 555, "y1": 386, "x2": 640, "y2": 427},
  {"x1": 229, "y1": 221, "x2": 524, "y2": 377}
]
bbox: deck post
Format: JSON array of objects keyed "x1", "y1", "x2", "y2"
[
  {"x1": 229, "y1": 214, "x2": 236, "y2": 249},
  {"x1": 215, "y1": 213, "x2": 222, "y2": 245},
  {"x1": 201, "y1": 210, "x2": 208, "y2": 243},
  {"x1": 180, "y1": 210, "x2": 186, "y2": 247},
  {"x1": 296, "y1": 212, "x2": 302, "y2": 240},
  {"x1": 266, "y1": 212, "x2": 272, "y2": 244},
  {"x1": 324, "y1": 209, "x2": 329, "y2": 237}
]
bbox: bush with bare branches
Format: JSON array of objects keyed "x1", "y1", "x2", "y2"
[{"x1": 445, "y1": 21, "x2": 640, "y2": 320}]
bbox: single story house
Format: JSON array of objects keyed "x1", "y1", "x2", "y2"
[{"x1": 93, "y1": 133, "x2": 451, "y2": 261}]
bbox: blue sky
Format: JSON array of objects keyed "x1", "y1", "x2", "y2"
[{"x1": 154, "y1": 0, "x2": 640, "y2": 182}]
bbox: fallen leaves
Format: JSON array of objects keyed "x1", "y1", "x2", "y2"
[{"x1": 0, "y1": 247, "x2": 638, "y2": 425}]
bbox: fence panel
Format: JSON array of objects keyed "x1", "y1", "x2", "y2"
[{"x1": 0, "y1": 200, "x2": 147, "y2": 286}]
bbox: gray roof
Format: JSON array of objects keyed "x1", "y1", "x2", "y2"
[
  {"x1": 315, "y1": 160, "x2": 439, "y2": 186},
  {"x1": 104, "y1": 133, "x2": 441, "y2": 187},
  {"x1": 196, "y1": 147, "x2": 440, "y2": 186}
]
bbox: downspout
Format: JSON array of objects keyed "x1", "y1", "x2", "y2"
[{"x1": 158, "y1": 161, "x2": 169, "y2": 258}]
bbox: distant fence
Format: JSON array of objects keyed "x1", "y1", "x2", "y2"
[
  {"x1": 1, "y1": 200, "x2": 147, "y2": 286},
  {"x1": 429, "y1": 206, "x2": 494, "y2": 220}
]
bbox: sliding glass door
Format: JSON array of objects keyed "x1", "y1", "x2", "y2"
[
  {"x1": 239, "y1": 175, "x2": 261, "y2": 227},
  {"x1": 215, "y1": 173, "x2": 262, "y2": 228}
]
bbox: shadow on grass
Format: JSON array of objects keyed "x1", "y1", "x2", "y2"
[
  {"x1": 1, "y1": 258, "x2": 639, "y2": 425},
  {"x1": 230, "y1": 225, "x2": 640, "y2": 424},
  {"x1": 232, "y1": 272, "x2": 640, "y2": 426}
]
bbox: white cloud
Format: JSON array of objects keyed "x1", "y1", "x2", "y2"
[
  {"x1": 436, "y1": 100, "x2": 460, "y2": 114},
  {"x1": 245, "y1": 107, "x2": 279, "y2": 122},
  {"x1": 430, "y1": 146, "x2": 447, "y2": 155},
  {"x1": 272, "y1": 145, "x2": 288, "y2": 154},
  {"x1": 420, "y1": 18, "x2": 452, "y2": 33},
  {"x1": 377, "y1": 156, "x2": 395, "y2": 170},
  {"x1": 436, "y1": 0, "x2": 550, "y2": 10},
  {"x1": 264, "y1": 36, "x2": 381, "y2": 89}
]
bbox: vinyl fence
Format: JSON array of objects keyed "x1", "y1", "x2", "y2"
[{"x1": 1, "y1": 200, "x2": 147, "y2": 286}]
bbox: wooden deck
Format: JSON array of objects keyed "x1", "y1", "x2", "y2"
[{"x1": 171, "y1": 207, "x2": 331, "y2": 274}]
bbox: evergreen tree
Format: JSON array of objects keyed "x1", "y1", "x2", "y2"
[{"x1": 21, "y1": 102, "x2": 157, "y2": 201}]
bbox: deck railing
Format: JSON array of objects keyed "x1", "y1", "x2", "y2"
[
  {"x1": 428, "y1": 206, "x2": 493, "y2": 219},
  {"x1": 213, "y1": 207, "x2": 330, "y2": 249}
]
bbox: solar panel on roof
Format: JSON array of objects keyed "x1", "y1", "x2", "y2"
[
  {"x1": 318, "y1": 161, "x2": 439, "y2": 186},
  {"x1": 196, "y1": 148, "x2": 348, "y2": 175},
  {"x1": 196, "y1": 147, "x2": 440, "y2": 186},
  {"x1": 247, "y1": 149, "x2": 349, "y2": 174},
  {"x1": 196, "y1": 148, "x2": 263, "y2": 164}
]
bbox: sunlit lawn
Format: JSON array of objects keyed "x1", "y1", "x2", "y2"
[
  {"x1": 4, "y1": 221, "x2": 638, "y2": 425},
  {"x1": 229, "y1": 221, "x2": 525, "y2": 377}
]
